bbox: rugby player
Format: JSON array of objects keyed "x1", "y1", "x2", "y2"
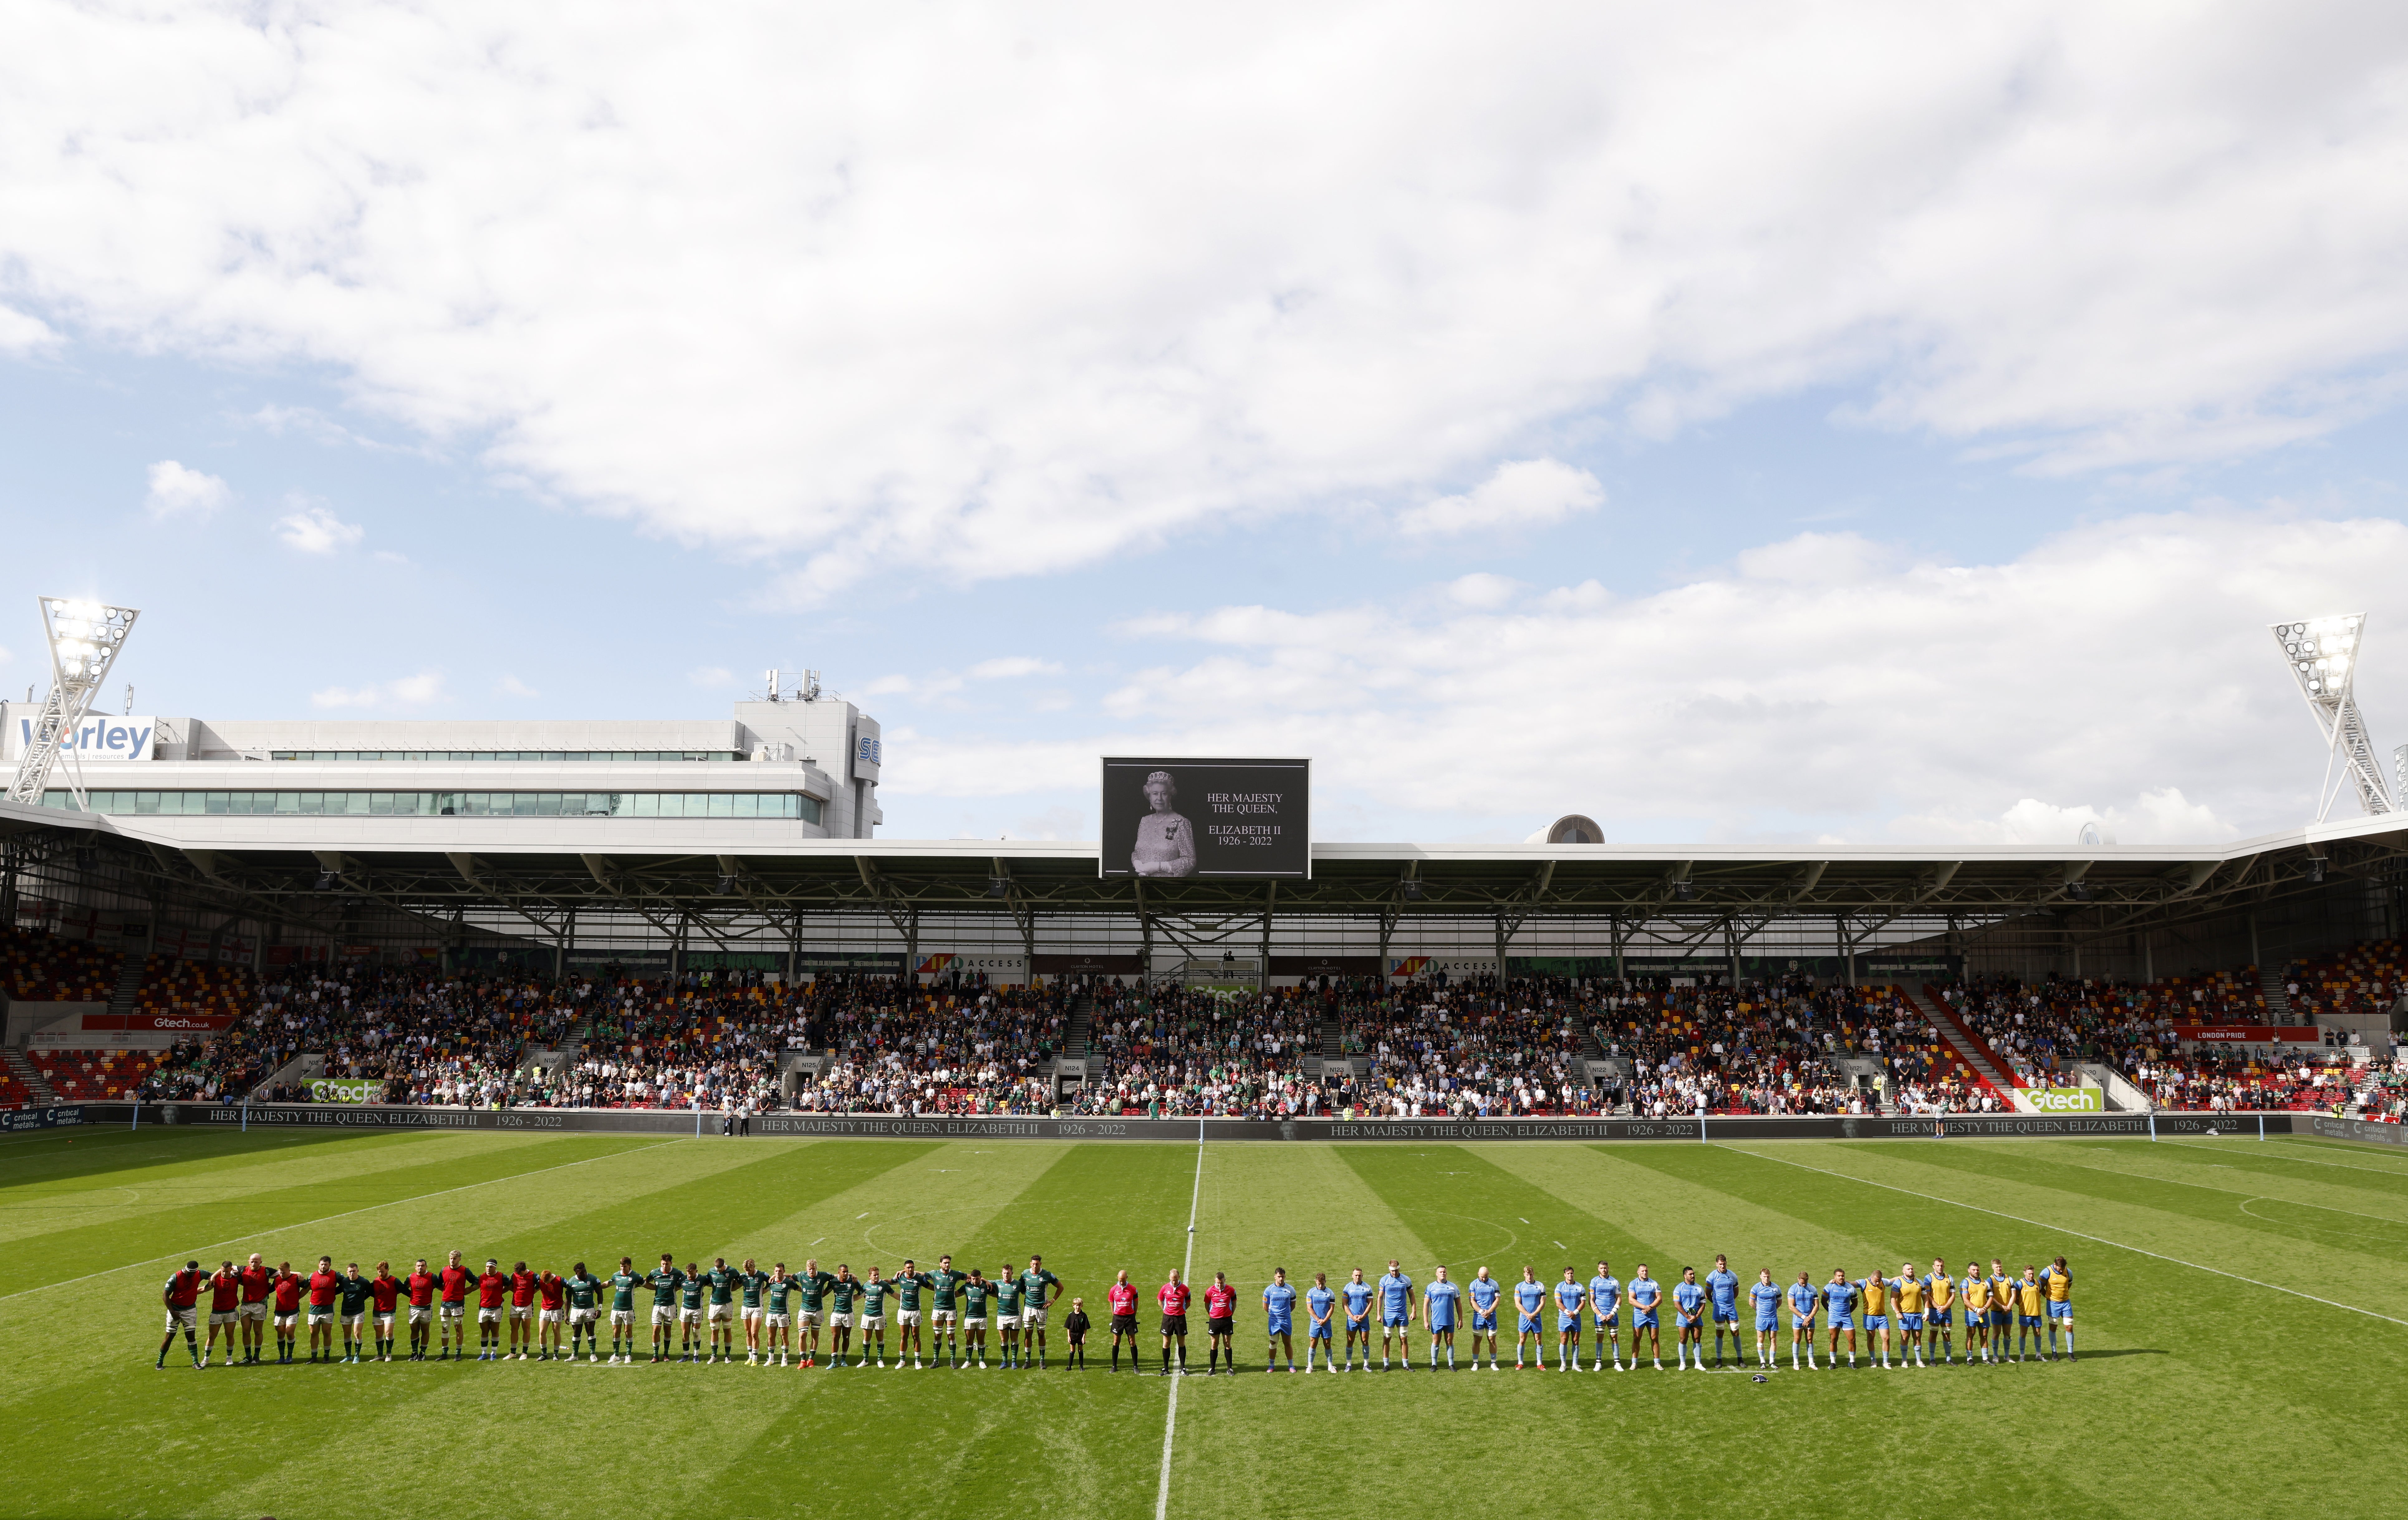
[
  {"x1": 1705, "y1": 1255, "x2": 1742, "y2": 1368},
  {"x1": 1202, "y1": 1271, "x2": 1238, "y2": 1374},
  {"x1": 1306, "y1": 1272, "x2": 1338, "y2": 1371},
  {"x1": 706, "y1": 1257, "x2": 741, "y2": 1363},
  {"x1": 474, "y1": 1258, "x2": 508, "y2": 1361},
  {"x1": 237, "y1": 1253, "x2": 272, "y2": 1364},
  {"x1": 403, "y1": 1258, "x2": 437, "y2": 1361},
  {"x1": 1588, "y1": 1260, "x2": 1622, "y2": 1372},
  {"x1": 370, "y1": 1261, "x2": 402, "y2": 1363},
  {"x1": 889, "y1": 1258, "x2": 931, "y2": 1368},
  {"x1": 1422, "y1": 1266, "x2": 1461, "y2": 1370},
  {"x1": 677, "y1": 1260, "x2": 707, "y2": 1361},
  {"x1": 961, "y1": 1268, "x2": 990, "y2": 1368},
  {"x1": 339, "y1": 1262, "x2": 374, "y2": 1364},
  {"x1": 1340, "y1": 1269, "x2": 1375, "y2": 1370},
  {"x1": 270, "y1": 1259, "x2": 302, "y2": 1364},
  {"x1": 859, "y1": 1266, "x2": 892, "y2": 1367},
  {"x1": 2039, "y1": 1255, "x2": 2074, "y2": 1361},
  {"x1": 1512, "y1": 1267, "x2": 1546, "y2": 1368},
  {"x1": 1264, "y1": 1267, "x2": 1299, "y2": 1372},
  {"x1": 1627, "y1": 1265, "x2": 1663, "y2": 1370},
  {"x1": 202, "y1": 1260, "x2": 241, "y2": 1368},
  {"x1": 645, "y1": 1254, "x2": 683, "y2": 1363},
  {"x1": 609, "y1": 1256, "x2": 645, "y2": 1364},
  {"x1": 990, "y1": 1268, "x2": 1019, "y2": 1368},
  {"x1": 1822, "y1": 1268, "x2": 1859, "y2": 1369},
  {"x1": 157, "y1": 1258, "x2": 208, "y2": 1369},
  {"x1": 761, "y1": 1262, "x2": 793, "y2": 1366},
  {"x1": 568, "y1": 1260, "x2": 609, "y2": 1361},
  {"x1": 1961, "y1": 1260, "x2": 1991, "y2": 1364},
  {"x1": 1987, "y1": 1259, "x2": 2015, "y2": 1363},
  {"x1": 508, "y1": 1260, "x2": 539, "y2": 1360},
  {"x1": 1020, "y1": 1255, "x2": 1063, "y2": 1369},
  {"x1": 739, "y1": 1257, "x2": 769, "y2": 1364},
  {"x1": 1107, "y1": 1270, "x2": 1141, "y2": 1371},
  {"x1": 823, "y1": 1263, "x2": 857, "y2": 1367},
  {"x1": 928, "y1": 1255, "x2": 965, "y2": 1368},
  {"x1": 1859, "y1": 1264, "x2": 1893, "y2": 1370},
  {"x1": 1785, "y1": 1272, "x2": 1818, "y2": 1369},
  {"x1": 1552, "y1": 1267, "x2": 1585, "y2": 1371},
  {"x1": 1670, "y1": 1266, "x2": 1706, "y2": 1371},
  {"x1": 305, "y1": 1256, "x2": 341, "y2": 1364},
  {"x1": 1157, "y1": 1268, "x2": 1191, "y2": 1374},
  {"x1": 796, "y1": 1259, "x2": 837, "y2": 1367},
  {"x1": 2015, "y1": 1265, "x2": 2045, "y2": 1363},
  {"x1": 536, "y1": 1264, "x2": 567, "y2": 1361},
  {"x1": 437, "y1": 1250, "x2": 473, "y2": 1360},
  {"x1": 1925, "y1": 1258, "x2": 1957, "y2": 1364},
  {"x1": 1466, "y1": 1266, "x2": 1502, "y2": 1371},
  {"x1": 1893, "y1": 1261, "x2": 1926, "y2": 1368},
  {"x1": 1376, "y1": 1260, "x2": 1415, "y2": 1370},
  {"x1": 1748, "y1": 1269, "x2": 1783, "y2": 1369}
]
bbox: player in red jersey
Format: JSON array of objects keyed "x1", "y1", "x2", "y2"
[
  {"x1": 157, "y1": 1259, "x2": 208, "y2": 1369},
  {"x1": 1107, "y1": 1270, "x2": 1141, "y2": 1371},
  {"x1": 437, "y1": 1250, "x2": 473, "y2": 1360},
  {"x1": 1158, "y1": 1269, "x2": 1192, "y2": 1375},
  {"x1": 537, "y1": 1267, "x2": 568, "y2": 1360},
  {"x1": 403, "y1": 1257, "x2": 438, "y2": 1361},
  {"x1": 306, "y1": 1255, "x2": 342, "y2": 1363},
  {"x1": 369, "y1": 1261, "x2": 402, "y2": 1362},
  {"x1": 237, "y1": 1253, "x2": 272, "y2": 1364},
  {"x1": 203, "y1": 1260, "x2": 242, "y2": 1368},
  {"x1": 1202, "y1": 1272, "x2": 1238, "y2": 1375},
  {"x1": 475, "y1": 1258, "x2": 510, "y2": 1361},
  {"x1": 508, "y1": 1260, "x2": 539, "y2": 1360},
  {"x1": 270, "y1": 1260, "x2": 303, "y2": 1364}
]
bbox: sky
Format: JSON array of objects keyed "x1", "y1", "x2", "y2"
[{"x1": 5, "y1": 1, "x2": 2408, "y2": 848}]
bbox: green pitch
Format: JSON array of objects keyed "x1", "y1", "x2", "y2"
[{"x1": 3, "y1": 1126, "x2": 2404, "y2": 1519}]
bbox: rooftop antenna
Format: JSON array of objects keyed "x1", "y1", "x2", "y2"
[
  {"x1": 763, "y1": 667, "x2": 781, "y2": 703},
  {"x1": 7, "y1": 597, "x2": 140, "y2": 810},
  {"x1": 2271, "y1": 614, "x2": 2392, "y2": 822},
  {"x1": 123, "y1": 683, "x2": 134, "y2": 716}
]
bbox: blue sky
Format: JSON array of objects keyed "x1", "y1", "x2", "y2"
[{"x1": 6, "y1": 3, "x2": 2408, "y2": 847}]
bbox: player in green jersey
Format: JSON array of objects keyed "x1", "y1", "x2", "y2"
[
  {"x1": 609, "y1": 1257, "x2": 645, "y2": 1364},
  {"x1": 825, "y1": 1265, "x2": 858, "y2": 1368},
  {"x1": 738, "y1": 1258, "x2": 769, "y2": 1365},
  {"x1": 677, "y1": 1262, "x2": 707, "y2": 1362},
  {"x1": 962, "y1": 1270, "x2": 992, "y2": 1368},
  {"x1": 892, "y1": 1259, "x2": 935, "y2": 1369},
  {"x1": 763, "y1": 1264, "x2": 793, "y2": 1366},
  {"x1": 993, "y1": 1270, "x2": 1023, "y2": 1368},
  {"x1": 566, "y1": 1261, "x2": 604, "y2": 1362},
  {"x1": 795, "y1": 1259, "x2": 836, "y2": 1368},
  {"x1": 706, "y1": 1257, "x2": 740, "y2": 1363},
  {"x1": 861, "y1": 1267, "x2": 895, "y2": 1367},
  {"x1": 1020, "y1": 1255, "x2": 1064, "y2": 1370},
  {"x1": 928, "y1": 1255, "x2": 966, "y2": 1368},
  {"x1": 338, "y1": 1263, "x2": 374, "y2": 1365},
  {"x1": 643, "y1": 1255, "x2": 681, "y2": 1363}
]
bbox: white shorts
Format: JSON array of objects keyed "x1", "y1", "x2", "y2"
[
  {"x1": 652, "y1": 1305, "x2": 676, "y2": 1325},
  {"x1": 898, "y1": 1310, "x2": 921, "y2": 1326},
  {"x1": 164, "y1": 1306, "x2": 197, "y2": 1332},
  {"x1": 611, "y1": 1309, "x2": 634, "y2": 1327},
  {"x1": 345, "y1": 1313, "x2": 367, "y2": 1328},
  {"x1": 933, "y1": 1310, "x2": 957, "y2": 1326},
  {"x1": 238, "y1": 1302, "x2": 268, "y2": 1322},
  {"x1": 376, "y1": 1314, "x2": 396, "y2": 1330},
  {"x1": 798, "y1": 1311, "x2": 821, "y2": 1328},
  {"x1": 828, "y1": 1312, "x2": 850, "y2": 1329},
  {"x1": 275, "y1": 1313, "x2": 299, "y2": 1329},
  {"x1": 766, "y1": 1312, "x2": 790, "y2": 1329},
  {"x1": 408, "y1": 1306, "x2": 431, "y2": 1324},
  {"x1": 541, "y1": 1308, "x2": 564, "y2": 1325},
  {"x1": 478, "y1": 1308, "x2": 502, "y2": 1324},
  {"x1": 860, "y1": 1314, "x2": 884, "y2": 1330},
  {"x1": 511, "y1": 1305, "x2": 533, "y2": 1320},
  {"x1": 439, "y1": 1304, "x2": 464, "y2": 1320},
  {"x1": 209, "y1": 1310, "x2": 237, "y2": 1327},
  {"x1": 709, "y1": 1303, "x2": 733, "y2": 1322},
  {"x1": 741, "y1": 1306, "x2": 761, "y2": 1322},
  {"x1": 1023, "y1": 1306, "x2": 1048, "y2": 1329},
  {"x1": 681, "y1": 1307, "x2": 703, "y2": 1324}
]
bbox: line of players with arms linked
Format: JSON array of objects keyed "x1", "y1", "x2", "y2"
[{"x1": 157, "y1": 1246, "x2": 2076, "y2": 1373}]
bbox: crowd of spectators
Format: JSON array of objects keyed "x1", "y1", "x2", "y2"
[
  {"x1": 1071, "y1": 982, "x2": 1334, "y2": 1118},
  {"x1": 790, "y1": 979, "x2": 1072, "y2": 1116},
  {"x1": 1334, "y1": 977, "x2": 1590, "y2": 1117}
]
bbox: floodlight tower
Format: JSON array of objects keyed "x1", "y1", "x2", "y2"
[
  {"x1": 2270, "y1": 613, "x2": 2390, "y2": 823},
  {"x1": 6, "y1": 597, "x2": 140, "y2": 810}
]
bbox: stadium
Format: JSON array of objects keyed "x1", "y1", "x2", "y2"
[{"x1": 4, "y1": 599, "x2": 2407, "y2": 1519}]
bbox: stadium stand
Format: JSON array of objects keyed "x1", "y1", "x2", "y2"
[{"x1": 2, "y1": 927, "x2": 122, "y2": 1003}]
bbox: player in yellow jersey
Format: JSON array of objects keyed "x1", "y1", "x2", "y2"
[
  {"x1": 2015, "y1": 1267, "x2": 2045, "y2": 1363},
  {"x1": 1860, "y1": 1266, "x2": 1896, "y2": 1369},
  {"x1": 2038, "y1": 1255, "x2": 2073, "y2": 1361},
  {"x1": 1893, "y1": 1261, "x2": 1927, "y2": 1368},
  {"x1": 1988, "y1": 1261, "x2": 2016, "y2": 1363},
  {"x1": 1924, "y1": 1258, "x2": 1956, "y2": 1365},
  {"x1": 1961, "y1": 1263, "x2": 1992, "y2": 1364}
]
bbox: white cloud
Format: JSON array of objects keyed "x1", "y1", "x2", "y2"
[
  {"x1": 966, "y1": 656, "x2": 1064, "y2": 680},
  {"x1": 887, "y1": 508, "x2": 2408, "y2": 843},
  {"x1": 1400, "y1": 459, "x2": 1605, "y2": 538},
  {"x1": 274, "y1": 502, "x2": 365, "y2": 554},
  {"x1": 687, "y1": 666, "x2": 735, "y2": 688},
  {"x1": 143, "y1": 460, "x2": 230, "y2": 519},
  {"x1": 0, "y1": 305, "x2": 55, "y2": 354},
  {"x1": 495, "y1": 675, "x2": 539, "y2": 698},
  {"x1": 310, "y1": 671, "x2": 446, "y2": 709},
  {"x1": 8, "y1": 6, "x2": 2408, "y2": 590}
]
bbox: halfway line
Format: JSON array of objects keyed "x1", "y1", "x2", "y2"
[
  {"x1": 0, "y1": 1138, "x2": 686, "y2": 1304},
  {"x1": 1717, "y1": 1144, "x2": 2408, "y2": 1329},
  {"x1": 1157, "y1": 1118, "x2": 1205, "y2": 1520}
]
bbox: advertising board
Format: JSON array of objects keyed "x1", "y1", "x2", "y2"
[
  {"x1": 1100, "y1": 757, "x2": 1310, "y2": 879},
  {"x1": 2024, "y1": 1087, "x2": 2105, "y2": 1113},
  {"x1": 307, "y1": 1078, "x2": 378, "y2": 1104}
]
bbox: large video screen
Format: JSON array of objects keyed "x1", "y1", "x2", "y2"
[{"x1": 1099, "y1": 757, "x2": 1311, "y2": 879}]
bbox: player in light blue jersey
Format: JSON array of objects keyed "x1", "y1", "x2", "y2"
[
  {"x1": 1748, "y1": 1269, "x2": 1784, "y2": 1370},
  {"x1": 1785, "y1": 1272, "x2": 1819, "y2": 1369},
  {"x1": 1587, "y1": 1262, "x2": 1622, "y2": 1372},
  {"x1": 1704, "y1": 1255, "x2": 1742, "y2": 1368},
  {"x1": 1340, "y1": 1270, "x2": 1375, "y2": 1370},
  {"x1": 1670, "y1": 1267, "x2": 1707, "y2": 1371},
  {"x1": 1263, "y1": 1268, "x2": 1298, "y2": 1373},
  {"x1": 1511, "y1": 1268, "x2": 1546, "y2": 1368},
  {"x1": 1422, "y1": 1267, "x2": 1463, "y2": 1369},
  {"x1": 1551, "y1": 1269, "x2": 1585, "y2": 1371},
  {"x1": 1821, "y1": 1269, "x2": 1860, "y2": 1369},
  {"x1": 1466, "y1": 1267, "x2": 1503, "y2": 1371},
  {"x1": 1305, "y1": 1273, "x2": 1338, "y2": 1372},
  {"x1": 1627, "y1": 1266, "x2": 1663, "y2": 1370},
  {"x1": 1376, "y1": 1261, "x2": 1415, "y2": 1371}
]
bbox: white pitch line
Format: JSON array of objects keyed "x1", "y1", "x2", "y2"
[
  {"x1": 1156, "y1": 1119, "x2": 1206, "y2": 1520},
  {"x1": 1718, "y1": 1144, "x2": 2408, "y2": 1329},
  {"x1": 0, "y1": 1138, "x2": 685, "y2": 1304}
]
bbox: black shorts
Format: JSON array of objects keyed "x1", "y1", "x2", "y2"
[
  {"x1": 1206, "y1": 1316, "x2": 1235, "y2": 1337},
  {"x1": 1112, "y1": 1313, "x2": 1138, "y2": 1335},
  {"x1": 1160, "y1": 1314, "x2": 1188, "y2": 1337}
]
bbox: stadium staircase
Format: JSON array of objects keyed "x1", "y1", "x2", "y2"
[
  {"x1": 1066, "y1": 993, "x2": 1094, "y2": 1058},
  {"x1": 1320, "y1": 1010, "x2": 1345, "y2": 1063},
  {"x1": 4, "y1": 1049, "x2": 57, "y2": 1105},
  {"x1": 1904, "y1": 986, "x2": 2021, "y2": 1099},
  {"x1": 106, "y1": 951, "x2": 149, "y2": 1019},
  {"x1": 2259, "y1": 968, "x2": 2290, "y2": 1018}
]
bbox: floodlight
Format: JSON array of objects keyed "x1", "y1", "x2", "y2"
[
  {"x1": 314, "y1": 871, "x2": 340, "y2": 892},
  {"x1": 714, "y1": 874, "x2": 739, "y2": 897},
  {"x1": 7, "y1": 596, "x2": 141, "y2": 809},
  {"x1": 1399, "y1": 878, "x2": 1424, "y2": 901},
  {"x1": 986, "y1": 876, "x2": 1011, "y2": 898},
  {"x1": 2269, "y1": 613, "x2": 2391, "y2": 822},
  {"x1": 2310, "y1": 857, "x2": 2327, "y2": 885},
  {"x1": 1671, "y1": 880, "x2": 1697, "y2": 902}
]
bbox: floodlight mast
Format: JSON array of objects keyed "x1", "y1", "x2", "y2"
[
  {"x1": 2270, "y1": 614, "x2": 2390, "y2": 823},
  {"x1": 5, "y1": 598, "x2": 140, "y2": 810}
]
